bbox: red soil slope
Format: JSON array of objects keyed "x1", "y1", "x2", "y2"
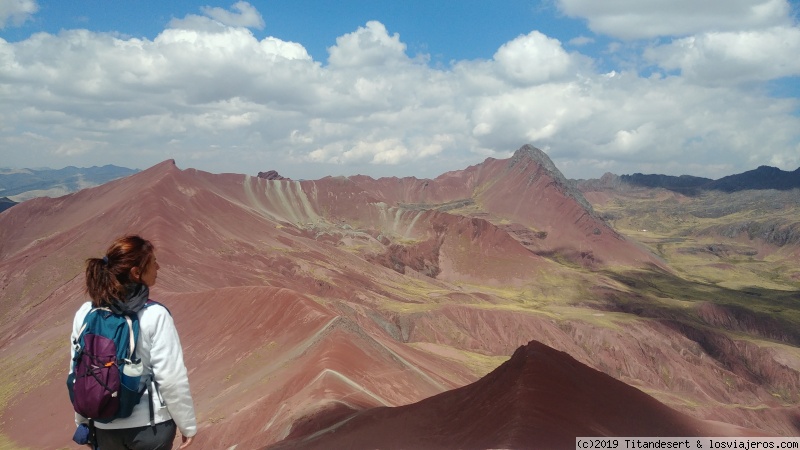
[
  {"x1": 0, "y1": 152, "x2": 796, "y2": 449},
  {"x1": 267, "y1": 340, "x2": 762, "y2": 450},
  {"x1": 350, "y1": 145, "x2": 665, "y2": 268}
]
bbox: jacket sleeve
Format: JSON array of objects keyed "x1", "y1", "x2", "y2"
[{"x1": 147, "y1": 307, "x2": 198, "y2": 437}]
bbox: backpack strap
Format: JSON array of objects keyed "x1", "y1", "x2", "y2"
[
  {"x1": 122, "y1": 315, "x2": 135, "y2": 363},
  {"x1": 101, "y1": 307, "x2": 137, "y2": 362},
  {"x1": 82, "y1": 306, "x2": 137, "y2": 363}
]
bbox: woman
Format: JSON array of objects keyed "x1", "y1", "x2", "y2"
[{"x1": 70, "y1": 235, "x2": 197, "y2": 449}]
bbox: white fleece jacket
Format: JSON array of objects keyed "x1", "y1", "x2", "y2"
[{"x1": 70, "y1": 301, "x2": 198, "y2": 437}]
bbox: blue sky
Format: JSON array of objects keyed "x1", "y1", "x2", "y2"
[
  {"x1": 1, "y1": 1, "x2": 799, "y2": 182},
  {"x1": 5, "y1": 1, "x2": 589, "y2": 63}
]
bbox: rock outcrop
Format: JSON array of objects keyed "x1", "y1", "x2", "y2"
[{"x1": 257, "y1": 170, "x2": 289, "y2": 180}]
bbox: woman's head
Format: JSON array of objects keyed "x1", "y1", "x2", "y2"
[{"x1": 85, "y1": 235, "x2": 159, "y2": 307}]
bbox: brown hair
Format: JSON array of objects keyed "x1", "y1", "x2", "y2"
[{"x1": 85, "y1": 235, "x2": 155, "y2": 307}]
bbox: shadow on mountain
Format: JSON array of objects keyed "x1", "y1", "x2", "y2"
[
  {"x1": 0, "y1": 197, "x2": 15, "y2": 213},
  {"x1": 598, "y1": 269, "x2": 800, "y2": 346},
  {"x1": 2, "y1": 152, "x2": 798, "y2": 448}
]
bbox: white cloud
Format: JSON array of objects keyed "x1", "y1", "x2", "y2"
[
  {"x1": 327, "y1": 21, "x2": 409, "y2": 68},
  {"x1": 168, "y1": 1, "x2": 265, "y2": 32},
  {"x1": 200, "y1": 1, "x2": 265, "y2": 29},
  {"x1": 568, "y1": 36, "x2": 595, "y2": 46},
  {"x1": 309, "y1": 136, "x2": 448, "y2": 166},
  {"x1": 493, "y1": 31, "x2": 583, "y2": 85},
  {"x1": 604, "y1": 123, "x2": 657, "y2": 155},
  {"x1": 645, "y1": 26, "x2": 800, "y2": 84},
  {"x1": 0, "y1": 4, "x2": 797, "y2": 181},
  {"x1": 556, "y1": 0, "x2": 792, "y2": 39},
  {"x1": 54, "y1": 138, "x2": 104, "y2": 156},
  {"x1": 0, "y1": 0, "x2": 37, "y2": 29}
]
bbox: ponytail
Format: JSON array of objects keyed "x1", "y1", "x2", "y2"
[{"x1": 85, "y1": 235, "x2": 155, "y2": 307}]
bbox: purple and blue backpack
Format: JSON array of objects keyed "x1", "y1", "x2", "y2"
[{"x1": 67, "y1": 305, "x2": 151, "y2": 423}]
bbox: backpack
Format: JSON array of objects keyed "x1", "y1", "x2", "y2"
[{"x1": 67, "y1": 303, "x2": 155, "y2": 423}]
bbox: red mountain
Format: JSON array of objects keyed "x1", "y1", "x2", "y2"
[
  {"x1": 0, "y1": 146, "x2": 796, "y2": 449},
  {"x1": 349, "y1": 144, "x2": 665, "y2": 269},
  {"x1": 268, "y1": 340, "x2": 762, "y2": 450}
]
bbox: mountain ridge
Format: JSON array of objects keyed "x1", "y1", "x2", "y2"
[
  {"x1": 0, "y1": 164, "x2": 138, "y2": 203},
  {"x1": 3, "y1": 155, "x2": 796, "y2": 208},
  {"x1": 267, "y1": 340, "x2": 764, "y2": 450},
  {"x1": 347, "y1": 144, "x2": 658, "y2": 269},
  {"x1": 0, "y1": 197, "x2": 14, "y2": 213},
  {"x1": 578, "y1": 165, "x2": 800, "y2": 196},
  {"x1": 0, "y1": 146, "x2": 798, "y2": 448}
]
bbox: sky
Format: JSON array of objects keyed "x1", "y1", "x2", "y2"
[{"x1": 1, "y1": 0, "x2": 799, "y2": 181}]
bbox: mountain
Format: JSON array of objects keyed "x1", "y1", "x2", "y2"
[
  {"x1": 707, "y1": 165, "x2": 800, "y2": 192},
  {"x1": 348, "y1": 144, "x2": 663, "y2": 270},
  {"x1": 619, "y1": 173, "x2": 713, "y2": 195},
  {"x1": 0, "y1": 197, "x2": 15, "y2": 213},
  {"x1": 584, "y1": 165, "x2": 800, "y2": 196},
  {"x1": 578, "y1": 169, "x2": 800, "y2": 271},
  {"x1": 0, "y1": 147, "x2": 798, "y2": 449},
  {"x1": 0, "y1": 164, "x2": 138, "y2": 202},
  {"x1": 268, "y1": 340, "x2": 762, "y2": 450}
]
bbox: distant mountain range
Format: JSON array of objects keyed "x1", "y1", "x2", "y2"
[
  {"x1": 2, "y1": 147, "x2": 798, "y2": 448},
  {"x1": 0, "y1": 165, "x2": 138, "y2": 210},
  {"x1": 0, "y1": 197, "x2": 15, "y2": 214},
  {"x1": 2, "y1": 162, "x2": 797, "y2": 214},
  {"x1": 580, "y1": 165, "x2": 800, "y2": 195}
]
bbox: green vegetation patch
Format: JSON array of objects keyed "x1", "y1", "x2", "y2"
[
  {"x1": 407, "y1": 342, "x2": 510, "y2": 378},
  {"x1": 0, "y1": 334, "x2": 62, "y2": 414},
  {"x1": 593, "y1": 187, "x2": 800, "y2": 291},
  {"x1": 546, "y1": 305, "x2": 640, "y2": 330},
  {"x1": 598, "y1": 267, "x2": 800, "y2": 361},
  {"x1": 0, "y1": 434, "x2": 30, "y2": 450}
]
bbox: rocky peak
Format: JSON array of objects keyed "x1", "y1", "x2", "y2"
[
  {"x1": 575, "y1": 172, "x2": 626, "y2": 191},
  {"x1": 510, "y1": 145, "x2": 560, "y2": 177},
  {"x1": 509, "y1": 144, "x2": 595, "y2": 215},
  {"x1": 257, "y1": 170, "x2": 289, "y2": 181}
]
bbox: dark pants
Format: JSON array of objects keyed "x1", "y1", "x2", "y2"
[{"x1": 95, "y1": 420, "x2": 177, "y2": 450}]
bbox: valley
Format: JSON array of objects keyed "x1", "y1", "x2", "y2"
[{"x1": 0, "y1": 146, "x2": 798, "y2": 449}]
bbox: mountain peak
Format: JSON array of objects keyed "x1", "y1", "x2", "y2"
[
  {"x1": 151, "y1": 159, "x2": 178, "y2": 171},
  {"x1": 510, "y1": 144, "x2": 560, "y2": 176},
  {"x1": 509, "y1": 144, "x2": 595, "y2": 214},
  {"x1": 270, "y1": 339, "x2": 738, "y2": 449}
]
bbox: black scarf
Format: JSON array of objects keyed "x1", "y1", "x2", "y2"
[{"x1": 109, "y1": 283, "x2": 149, "y2": 315}]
